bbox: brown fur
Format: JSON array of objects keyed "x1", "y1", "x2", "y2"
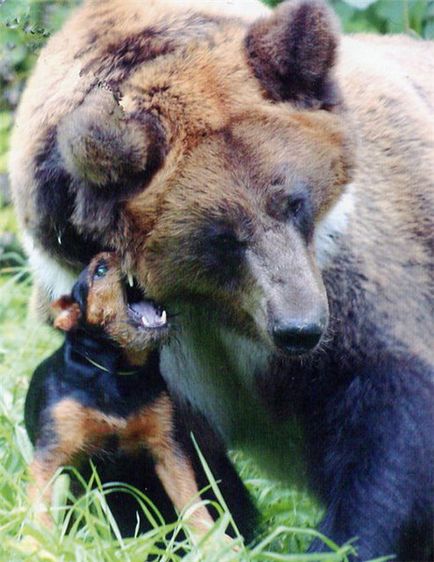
[
  {"x1": 9, "y1": 0, "x2": 428, "y2": 363},
  {"x1": 52, "y1": 297, "x2": 82, "y2": 331},
  {"x1": 9, "y1": 0, "x2": 433, "y2": 436},
  {"x1": 10, "y1": 1, "x2": 434, "y2": 557},
  {"x1": 11, "y1": 1, "x2": 433, "y2": 351},
  {"x1": 245, "y1": 0, "x2": 341, "y2": 107},
  {"x1": 30, "y1": 396, "x2": 214, "y2": 532},
  {"x1": 57, "y1": 88, "x2": 167, "y2": 194},
  {"x1": 10, "y1": 0, "x2": 353, "y2": 284}
]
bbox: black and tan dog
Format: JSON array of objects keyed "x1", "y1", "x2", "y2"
[{"x1": 25, "y1": 252, "x2": 256, "y2": 540}]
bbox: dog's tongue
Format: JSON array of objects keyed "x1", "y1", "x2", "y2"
[{"x1": 129, "y1": 301, "x2": 167, "y2": 328}]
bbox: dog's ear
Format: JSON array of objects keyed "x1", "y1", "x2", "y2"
[
  {"x1": 245, "y1": 0, "x2": 341, "y2": 109},
  {"x1": 57, "y1": 87, "x2": 167, "y2": 198},
  {"x1": 51, "y1": 296, "x2": 82, "y2": 331}
]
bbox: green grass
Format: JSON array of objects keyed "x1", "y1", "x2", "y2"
[{"x1": 0, "y1": 206, "x2": 371, "y2": 562}]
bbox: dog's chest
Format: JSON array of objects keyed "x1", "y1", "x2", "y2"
[{"x1": 51, "y1": 393, "x2": 174, "y2": 459}]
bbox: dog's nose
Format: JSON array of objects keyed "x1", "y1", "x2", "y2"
[{"x1": 272, "y1": 322, "x2": 324, "y2": 355}]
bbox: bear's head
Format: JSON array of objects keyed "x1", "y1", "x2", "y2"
[{"x1": 22, "y1": 0, "x2": 355, "y2": 356}]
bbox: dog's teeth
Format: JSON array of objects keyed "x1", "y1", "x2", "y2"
[
  {"x1": 142, "y1": 316, "x2": 151, "y2": 328},
  {"x1": 127, "y1": 273, "x2": 134, "y2": 287},
  {"x1": 160, "y1": 310, "x2": 167, "y2": 324}
]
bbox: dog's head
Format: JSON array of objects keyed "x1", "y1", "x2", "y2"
[{"x1": 52, "y1": 252, "x2": 169, "y2": 353}]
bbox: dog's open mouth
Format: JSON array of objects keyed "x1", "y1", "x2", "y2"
[{"x1": 124, "y1": 277, "x2": 167, "y2": 330}]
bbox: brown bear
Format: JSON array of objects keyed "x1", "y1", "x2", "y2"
[{"x1": 9, "y1": 0, "x2": 434, "y2": 560}]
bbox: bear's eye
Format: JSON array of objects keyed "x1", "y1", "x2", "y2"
[
  {"x1": 267, "y1": 190, "x2": 306, "y2": 222},
  {"x1": 211, "y1": 232, "x2": 246, "y2": 252},
  {"x1": 288, "y1": 196, "x2": 304, "y2": 218},
  {"x1": 289, "y1": 194, "x2": 314, "y2": 240},
  {"x1": 94, "y1": 260, "x2": 109, "y2": 279},
  {"x1": 267, "y1": 190, "x2": 313, "y2": 239}
]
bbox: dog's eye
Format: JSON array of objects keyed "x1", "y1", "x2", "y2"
[{"x1": 94, "y1": 261, "x2": 109, "y2": 279}]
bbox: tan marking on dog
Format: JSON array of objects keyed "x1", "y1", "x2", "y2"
[
  {"x1": 28, "y1": 458, "x2": 60, "y2": 528},
  {"x1": 52, "y1": 301, "x2": 81, "y2": 332},
  {"x1": 30, "y1": 396, "x2": 215, "y2": 535}
]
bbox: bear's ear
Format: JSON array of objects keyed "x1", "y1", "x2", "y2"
[
  {"x1": 51, "y1": 295, "x2": 82, "y2": 331},
  {"x1": 245, "y1": 0, "x2": 341, "y2": 109},
  {"x1": 57, "y1": 87, "x2": 167, "y2": 198}
]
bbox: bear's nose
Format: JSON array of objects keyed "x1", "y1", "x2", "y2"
[{"x1": 272, "y1": 322, "x2": 324, "y2": 355}]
